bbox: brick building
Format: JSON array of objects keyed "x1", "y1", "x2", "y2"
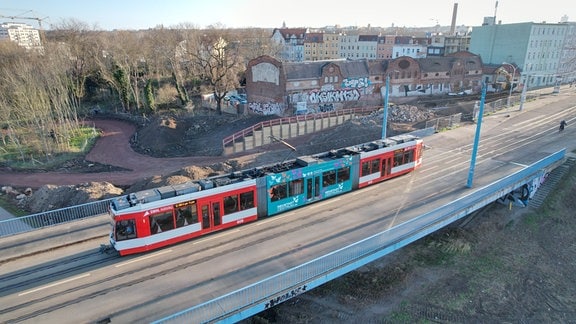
[{"x1": 245, "y1": 52, "x2": 484, "y2": 116}]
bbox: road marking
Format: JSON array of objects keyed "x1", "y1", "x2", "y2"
[
  {"x1": 510, "y1": 162, "x2": 528, "y2": 167},
  {"x1": 115, "y1": 249, "x2": 173, "y2": 268},
  {"x1": 19, "y1": 273, "x2": 91, "y2": 296}
]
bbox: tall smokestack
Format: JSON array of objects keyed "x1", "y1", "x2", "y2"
[
  {"x1": 494, "y1": 1, "x2": 498, "y2": 21},
  {"x1": 450, "y1": 3, "x2": 458, "y2": 35}
]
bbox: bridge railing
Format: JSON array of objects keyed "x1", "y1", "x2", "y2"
[
  {"x1": 222, "y1": 106, "x2": 380, "y2": 153},
  {"x1": 0, "y1": 199, "x2": 112, "y2": 237}
]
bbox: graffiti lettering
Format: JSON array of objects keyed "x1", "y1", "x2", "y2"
[
  {"x1": 319, "y1": 103, "x2": 335, "y2": 112},
  {"x1": 275, "y1": 197, "x2": 300, "y2": 212},
  {"x1": 248, "y1": 102, "x2": 284, "y2": 115},
  {"x1": 308, "y1": 88, "x2": 361, "y2": 104},
  {"x1": 341, "y1": 77, "x2": 371, "y2": 88},
  {"x1": 265, "y1": 285, "x2": 308, "y2": 309}
]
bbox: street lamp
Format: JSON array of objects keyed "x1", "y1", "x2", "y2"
[
  {"x1": 502, "y1": 62, "x2": 517, "y2": 107},
  {"x1": 381, "y1": 71, "x2": 398, "y2": 139},
  {"x1": 381, "y1": 73, "x2": 390, "y2": 139}
]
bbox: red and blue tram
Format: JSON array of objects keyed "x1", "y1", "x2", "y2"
[{"x1": 109, "y1": 134, "x2": 424, "y2": 256}]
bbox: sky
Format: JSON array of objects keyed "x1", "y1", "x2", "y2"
[{"x1": 0, "y1": 0, "x2": 573, "y2": 31}]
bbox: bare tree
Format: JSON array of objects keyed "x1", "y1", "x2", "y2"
[
  {"x1": 48, "y1": 19, "x2": 103, "y2": 110},
  {"x1": 94, "y1": 30, "x2": 149, "y2": 113},
  {"x1": 235, "y1": 28, "x2": 283, "y2": 64},
  {"x1": 185, "y1": 29, "x2": 244, "y2": 114},
  {"x1": 0, "y1": 45, "x2": 82, "y2": 164}
]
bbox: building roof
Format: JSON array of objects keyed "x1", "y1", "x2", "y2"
[
  {"x1": 358, "y1": 35, "x2": 378, "y2": 42},
  {"x1": 283, "y1": 61, "x2": 325, "y2": 80},
  {"x1": 273, "y1": 28, "x2": 307, "y2": 41},
  {"x1": 304, "y1": 32, "x2": 324, "y2": 43},
  {"x1": 417, "y1": 56, "x2": 453, "y2": 72},
  {"x1": 283, "y1": 59, "x2": 370, "y2": 80}
]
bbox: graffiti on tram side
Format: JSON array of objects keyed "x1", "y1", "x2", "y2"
[
  {"x1": 265, "y1": 284, "x2": 308, "y2": 309},
  {"x1": 308, "y1": 88, "x2": 361, "y2": 104},
  {"x1": 275, "y1": 196, "x2": 301, "y2": 212},
  {"x1": 324, "y1": 183, "x2": 345, "y2": 197}
]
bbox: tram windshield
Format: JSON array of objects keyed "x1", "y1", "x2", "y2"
[{"x1": 115, "y1": 219, "x2": 137, "y2": 241}]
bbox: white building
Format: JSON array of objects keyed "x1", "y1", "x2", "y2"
[
  {"x1": 392, "y1": 43, "x2": 427, "y2": 59},
  {"x1": 0, "y1": 22, "x2": 42, "y2": 51}
]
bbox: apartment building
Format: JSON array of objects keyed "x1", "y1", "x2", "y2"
[
  {"x1": 470, "y1": 21, "x2": 575, "y2": 88},
  {"x1": 0, "y1": 22, "x2": 42, "y2": 51},
  {"x1": 303, "y1": 32, "x2": 341, "y2": 61},
  {"x1": 271, "y1": 27, "x2": 307, "y2": 62},
  {"x1": 339, "y1": 34, "x2": 378, "y2": 60}
]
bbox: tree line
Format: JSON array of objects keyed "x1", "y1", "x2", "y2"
[{"x1": 0, "y1": 20, "x2": 280, "y2": 166}]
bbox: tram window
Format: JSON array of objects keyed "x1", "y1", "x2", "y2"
[
  {"x1": 240, "y1": 191, "x2": 254, "y2": 210},
  {"x1": 150, "y1": 212, "x2": 174, "y2": 234},
  {"x1": 115, "y1": 219, "x2": 136, "y2": 241},
  {"x1": 371, "y1": 159, "x2": 380, "y2": 173},
  {"x1": 394, "y1": 152, "x2": 403, "y2": 166},
  {"x1": 361, "y1": 161, "x2": 370, "y2": 176},
  {"x1": 270, "y1": 183, "x2": 287, "y2": 201},
  {"x1": 337, "y1": 166, "x2": 350, "y2": 182},
  {"x1": 176, "y1": 205, "x2": 196, "y2": 227},
  {"x1": 289, "y1": 179, "x2": 304, "y2": 197},
  {"x1": 223, "y1": 195, "x2": 239, "y2": 214},
  {"x1": 201, "y1": 205, "x2": 209, "y2": 229},
  {"x1": 213, "y1": 202, "x2": 221, "y2": 226},
  {"x1": 404, "y1": 151, "x2": 414, "y2": 163},
  {"x1": 323, "y1": 170, "x2": 336, "y2": 186}
]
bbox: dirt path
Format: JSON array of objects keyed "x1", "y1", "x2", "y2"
[{"x1": 0, "y1": 119, "x2": 229, "y2": 188}]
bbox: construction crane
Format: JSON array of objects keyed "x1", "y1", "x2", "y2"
[
  {"x1": 0, "y1": 10, "x2": 48, "y2": 29},
  {"x1": 0, "y1": 10, "x2": 49, "y2": 45}
]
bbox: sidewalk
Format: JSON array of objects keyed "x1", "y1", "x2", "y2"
[{"x1": 0, "y1": 206, "x2": 15, "y2": 221}]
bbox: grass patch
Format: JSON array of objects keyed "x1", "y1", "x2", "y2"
[
  {"x1": 0, "y1": 195, "x2": 28, "y2": 217},
  {"x1": 0, "y1": 126, "x2": 100, "y2": 170}
]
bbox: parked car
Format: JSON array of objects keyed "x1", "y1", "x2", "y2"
[{"x1": 229, "y1": 95, "x2": 247, "y2": 104}]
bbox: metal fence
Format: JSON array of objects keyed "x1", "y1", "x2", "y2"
[
  {"x1": 222, "y1": 106, "x2": 380, "y2": 154},
  {"x1": 425, "y1": 113, "x2": 462, "y2": 131},
  {"x1": 0, "y1": 199, "x2": 112, "y2": 237}
]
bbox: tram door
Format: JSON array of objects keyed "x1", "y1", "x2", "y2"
[
  {"x1": 306, "y1": 175, "x2": 322, "y2": 201},
  {"x1": 381, "y1": 157, "x2": 393, "y2": 177},
  {"x1": 200, "y1": 201, "x2": 221, "y2": 230}
]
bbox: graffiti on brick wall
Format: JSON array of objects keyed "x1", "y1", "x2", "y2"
[
  {"x1": 308, "y1": 88, "x2": 361, "y2": 104},
  {"x1": 248, "y1": 102, "x2": 284, "y2": 115},
  {"x1": 341, "y1": 77, "x2": 371, "y2": 88},
  {"x1": 319, "y1": 103, "x2": 335, "y2": 112}
]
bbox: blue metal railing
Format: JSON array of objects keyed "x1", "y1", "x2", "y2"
[{"x1": 0, "y1": 199, "x2": 112, "y2": 237}]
